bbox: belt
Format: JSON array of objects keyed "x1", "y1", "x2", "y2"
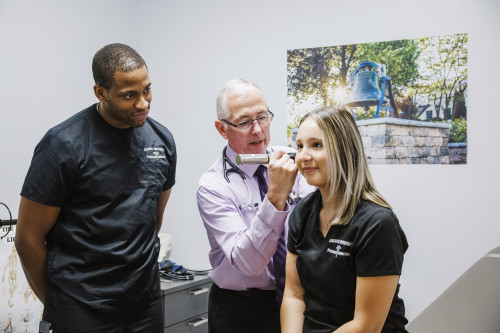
[{"x1": 213, "y1": 283, "x2": 275, "y2": 299}]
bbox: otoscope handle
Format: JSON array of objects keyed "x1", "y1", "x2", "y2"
[{"x1": 236, "y1": 152, "x2": 296, "y2": 165}]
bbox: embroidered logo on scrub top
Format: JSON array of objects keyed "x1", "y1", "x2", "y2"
[
  {"x1": 144, "y1": 147, "x2": 166, "y2": 159},
  {"x1": 327, "y1": 239, "x2": 352, "y2": 257}
]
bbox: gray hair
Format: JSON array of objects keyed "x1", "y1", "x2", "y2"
[{"x1": 216, "y1": 78, "x2": 263, "y2": 120}]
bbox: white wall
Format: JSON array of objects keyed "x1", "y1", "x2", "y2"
[{"x1": 1, "y1": 0, "x2": 499, "y2": 323}]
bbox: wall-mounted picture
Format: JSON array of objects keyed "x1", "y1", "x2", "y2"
[{"x1": 287, "y1": 33, "x2": 468, "y2": 164}]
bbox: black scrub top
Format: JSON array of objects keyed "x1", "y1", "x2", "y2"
[
  {"x1": 21, "y1": 104, "x2": 176, "y2": 311},
  {"x1": 288, "y1": 190, "x2": 409, "y2": 333}
]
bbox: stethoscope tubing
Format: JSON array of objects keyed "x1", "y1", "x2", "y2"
[{"x1": 223, "y1": 146, "x2": 254, "y2": 208}]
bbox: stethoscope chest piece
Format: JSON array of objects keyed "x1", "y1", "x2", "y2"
[{"x1": 287, "y1": 191, "x2": 300, "y2": 205}]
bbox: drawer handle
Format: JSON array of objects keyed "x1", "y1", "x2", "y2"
[
  {"x1": 188, "y1": 317, "x2": 208, "y2": 327},
  {"x1": 188, "y1": 287, "x2": 210, "y2": 296}
]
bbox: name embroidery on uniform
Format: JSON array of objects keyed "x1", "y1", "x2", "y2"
[
  {"x1": 144, "y1": 147, "x2": 166, "y2": 159},
  {"x1": 327, "y1": 239, "x2": 352, "y2": 257}
]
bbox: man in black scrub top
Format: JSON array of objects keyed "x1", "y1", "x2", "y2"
[{"x1": 15, "y1": 43, "x2": 176, "y2": 333}]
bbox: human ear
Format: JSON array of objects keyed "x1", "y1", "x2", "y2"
[
  {"x1": 215, "y1": 120, "x2": 228, "y2": 140},
  {"x1": 93, "y1": 84, "x2": 107, "y2": 103}
]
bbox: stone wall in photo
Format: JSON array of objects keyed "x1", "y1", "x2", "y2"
[
  {"x1": 356, "y1": 118, "x2": 453, "y2": 164},
  {"x1": 448, "y1": 142, "x2": 467, "y2": 164}
]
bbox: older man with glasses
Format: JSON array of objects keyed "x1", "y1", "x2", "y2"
[{"x1": 196, "y1": 78, "x2": 314, "y2": 333}]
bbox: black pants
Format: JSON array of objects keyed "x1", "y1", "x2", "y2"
[
  {"x1": 42, "y1": 290, "x2": 163, "y2": 333},
  {"x1": 208, "y1": 283, "x2": 280, "y2": 333}
]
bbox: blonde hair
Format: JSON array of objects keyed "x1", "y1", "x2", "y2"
[{"x1": 299, "y1": 107, "x2": 391, "y2": 225}]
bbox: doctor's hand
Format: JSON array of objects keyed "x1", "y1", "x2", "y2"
[{"x1": 267, "y1": 151, "x2": 298, "y2": 211}]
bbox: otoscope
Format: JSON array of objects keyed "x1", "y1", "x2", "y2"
[{"x1": 236, "y1": 152, "x2": 296, "y2": 165}]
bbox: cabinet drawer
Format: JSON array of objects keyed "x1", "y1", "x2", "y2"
[
  {"x1": 164, "y1": 314, "x2": 208, "y2": 333},
  {"x1": 163, "y1": 282, "x2": 211, "y2": 327}
]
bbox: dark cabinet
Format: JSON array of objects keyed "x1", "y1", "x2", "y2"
[{"x1": 161, "y1": 275, "x2": 212, "y2": 333}]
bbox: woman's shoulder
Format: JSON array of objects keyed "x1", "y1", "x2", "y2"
[
  {"x1": 355, "y1": 200, "x2": 399, "y2": 226},
  {"x1": 289, "y1": 190, "x2": 320, "y2": 225},
  {"x1": 296, "y1": 189, "x2": 320, "y2": 212}
]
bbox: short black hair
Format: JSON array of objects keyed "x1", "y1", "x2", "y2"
[{"x1": 92, "y1": 43, "x2": 147, "y2": 90}]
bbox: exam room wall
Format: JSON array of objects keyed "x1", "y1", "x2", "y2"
[
  {"x1": 1, "y1": 0, "x2": 499, "y2": 323},
  {"x1": 0, "y1": 0, "x2": 139, "y2": 206}
]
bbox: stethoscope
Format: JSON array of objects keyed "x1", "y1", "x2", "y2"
[{"x1": 222, "y1": 146, "x2": 301, "y2": 209}]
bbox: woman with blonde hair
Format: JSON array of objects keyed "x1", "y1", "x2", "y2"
[{"x1": 281, "y1": 107, "x2": 409, "y2": 333}]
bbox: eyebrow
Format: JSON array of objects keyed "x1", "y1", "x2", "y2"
[
  {"x1": 234, "y1": 110, "x2": 267, "y2": 122},
  {"x1": 118, "y1": 83, "x2": 151, "y2": 95},
  {"x1": 297, "y1": 136, "x2": 322, "y2": 141},
  {"x1": 119, "y1": 90, "x2": 137, "y2": 95}
]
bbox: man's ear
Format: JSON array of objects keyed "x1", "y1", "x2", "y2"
[
  {"x1": 93, "y1": 84, "x2": 106, "y2": 103},
  {"x1": 215, "y1": 120, "x2": 228, "y2": 139}
]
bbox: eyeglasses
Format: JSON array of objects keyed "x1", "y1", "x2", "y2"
[{"x1": 222, "y1": 110, "x2": 274, "y2": 131}]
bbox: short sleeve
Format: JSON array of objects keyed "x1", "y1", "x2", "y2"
[
  {"x1": 162, "y1": 139, "x2": 177, "y2": 191},
  {"x1": 287, "y1": 200, "x2": 302, "y2": 255},
  {"x1": 287, "y1": 190, "x2": 318, "y2": 255},
  {"x1": 354, "y1": 208, "x2": 408, "y2": 277},
  {"x1": 21, "y1": 133, "x2": 78, "y2": 207}
]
